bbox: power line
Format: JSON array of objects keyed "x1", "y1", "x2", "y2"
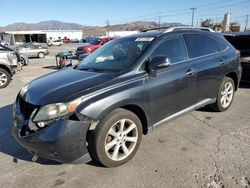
[
  {"x1": 197, "y1": 0, "x2": 250, "y2": 13},
  {"x1": 109, "y1": 0, "x2": 239, "y2": 24}
]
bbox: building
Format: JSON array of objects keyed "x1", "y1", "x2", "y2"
[
  {"x1": 5, "y1": 30, "x2": 83, "y2": 44},
  {"x1": 107, "y1": 31, "x2": 139, "y2": 38},
  {"x1": 0, "y1": 32, "x2": 12, "y2": 44}
]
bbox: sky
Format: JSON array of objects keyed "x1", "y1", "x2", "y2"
[{"x1": 0, "y1": 0, "x2": 250, "y2": 28}]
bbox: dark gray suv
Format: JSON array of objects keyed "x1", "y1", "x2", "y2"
[{"x1": 12, "y1": 29, "x2": 242, "y2": 167}]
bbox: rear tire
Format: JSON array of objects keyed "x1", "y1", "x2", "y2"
[
  {"x1": 0, "y1": 68, "x2": 11, "y2": 88},
  {"x1": 38, "y1": 52, "x2": 45, "y2": 58},
  {"x1": 210, "y1": 77, "x2": 235, "y2": 112},
  {"x1": 88, "y1": 108, "x2": 142, "y2": 167}
]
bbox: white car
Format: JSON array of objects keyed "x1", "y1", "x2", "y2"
[
  {"x1": 47, "y1": 40, "x2": 63, "y2": 46},
  {"x1": 0, "y1": 41, "x2": 10, "y2": 46}
]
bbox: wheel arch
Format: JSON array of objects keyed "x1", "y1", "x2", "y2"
[
  {"x1": 0, "y1": 64, "x2": 12, "y2": 76},
  {"x1": 37, "y1": 51, "x2": 45, "y2": 56},
  {"x1": 120, "y1": 104, "x2": 149, "y2": 135},
  {"x1": 225, "y1": 72, "x2": 238, "y2": 91}
]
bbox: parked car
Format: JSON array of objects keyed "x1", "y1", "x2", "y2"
[
  {"x1": 76, "y1": 37, "x2": 112, "y2": 56},
  {"x1": 12, "y1": 29, "x2": 241, "y2": 167},
  {"x1": 62, "y1": 38, "x2": 70, "y2": 43},
  {"x1": 0, "y1": 44, "x2": 20, "y2": 88},
  {"x1": 19, "y1": 54, "x2": 29, "y2": 66},
  {"x1": 224, "y1": 32, "x2": 250, "y2": 81},
  {"x1": 14, "y1": 43, "x2": 49, "y2": 58},
  {"x1": 47, "y1": 40, "x2": 63, "y2": 47},
  {"x1": 0, "y1": 41, "x2": 10, "y2": 46},
  {"x1": 71, "y1": 39, "x2": 79, "y2": 43}
]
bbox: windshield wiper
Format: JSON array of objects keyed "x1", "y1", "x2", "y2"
[{"x1": 78, "y1": 68, "x2": 110, "y2": 73}]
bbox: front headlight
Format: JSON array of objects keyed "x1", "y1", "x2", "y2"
[
  {"x1": 8, "y1": 52, "x2": 17, "y2": 62},
  {"x1": 33, "y1": 98, "x2": 82, "y2": 123},
  {"x1": 20, "y1": 85, "x2": 29, "y2": 97}
]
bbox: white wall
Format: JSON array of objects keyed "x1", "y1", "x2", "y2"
[
  {"x1": 45, "y1": 31, "x2": 82, "y2": 41},
  {"x1": 107, "y1": 31, "x2": 139, "y2": 37}
]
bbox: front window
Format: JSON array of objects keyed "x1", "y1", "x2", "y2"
[{"x1": 76, "y1": 37, "x2": 153, "y2": 72}]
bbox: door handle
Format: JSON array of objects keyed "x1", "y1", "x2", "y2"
[{"x1": 185, "y1": 69, "x2": 194, "y2": 76}]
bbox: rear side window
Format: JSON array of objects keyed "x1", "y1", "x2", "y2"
[
  {"x1": 151, "y1": 36, "x2": 188, "y2": 64},
  {"x1": 184, "y1": 34, "x2": 218, "y2": 58},
  {"x1": 212, "y1": 38, "x2": 228, "y2": 52}
]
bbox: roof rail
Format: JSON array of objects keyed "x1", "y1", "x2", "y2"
[
  {"x1": 163, "y1": 26, "x2": 215, "y2": 33},
  {"x1": 140, "y1": 26, "x2": 171, "y2": 32},
  {"x1": 140, "y1": 26, "x2": 215, "y2": 33}
]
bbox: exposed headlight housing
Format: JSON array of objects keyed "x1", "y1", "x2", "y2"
[
  {"x1": 33, "y1": 98, "x2": 82, "y2": 123},
  {"x1": 20, "y1": 85, "x2": 29, "y2": 97}
]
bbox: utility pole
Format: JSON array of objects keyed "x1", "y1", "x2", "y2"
[
  {"x1": 190, "y1": 8, "x2": 197, "y2": 26},
  {"x1": 245, "y1": 15, "x2": 249, "y2": 31},
  {"x1": 106, "y1": 19, "x2": 110, "y2": 37},
  {"x1": 158, "y1": 16, "x2": 161, "y2": 28}
]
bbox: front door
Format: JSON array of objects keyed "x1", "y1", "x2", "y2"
[{"x1": 147, "y1": 35, "x2": 197, "y2": 125}]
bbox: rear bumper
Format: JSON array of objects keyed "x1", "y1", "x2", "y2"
[{"x1": 12, "y1": 118, "x2": 91, "y2": 164}]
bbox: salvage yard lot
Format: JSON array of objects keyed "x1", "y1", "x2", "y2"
[{"x1": 0, "y1": 45, "x2": 250, "y2": 188}]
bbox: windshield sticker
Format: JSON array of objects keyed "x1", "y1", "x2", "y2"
[{"x1": 135, "y1": 37, "x2": 154, "y2": 42}]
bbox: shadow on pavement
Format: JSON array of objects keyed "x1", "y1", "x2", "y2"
[
  {"x1": 239, "y1": 81, "x2": 250, "y2": 89},
  {"x1": 42, "y1": 65, "x2": 60, "y2": 70},
  {"x1": 0, "y1": 104, "x2": 59, "y2": 165}
]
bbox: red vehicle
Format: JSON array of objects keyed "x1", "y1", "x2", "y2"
[
  {"x1": 76, "y1": 37, "x2": 112, "y2": 56},
  {"x1": 62, "y1": 38, "x2": 70, "y2": 43}
]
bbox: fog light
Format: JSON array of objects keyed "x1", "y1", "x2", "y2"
[{"x1": 37, "y1": 122, "x2": 45, "y2": 128}]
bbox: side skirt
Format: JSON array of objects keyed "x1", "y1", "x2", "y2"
[{"x1": 149, "y1": 98, "x2": 216, "y2": 131}]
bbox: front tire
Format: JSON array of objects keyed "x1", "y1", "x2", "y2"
[
  {"x1": 20, "y1": 57, "x2": 26, "y2": 66},
  {"x1": 210, "y1": 77, "x2": 235, "y2": 112},
  {"x1": 0, "y1": 68, "x2": 11, "y2": 88},
  {"x1": 88, "y1": 108, "x2": 142, "y2": 167}
]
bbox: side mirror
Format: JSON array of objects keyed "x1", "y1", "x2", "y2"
[{"x1": 146, "y1": 56, "x2": 171, "y2": 77}]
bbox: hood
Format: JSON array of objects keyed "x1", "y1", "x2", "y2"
[{"x1": 24, "y1": 68, "x2": 114, "y2": 105}]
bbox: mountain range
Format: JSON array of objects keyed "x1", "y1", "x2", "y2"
[{"x1": 1, "y1": 20, "x2": 183, "y2": 32}]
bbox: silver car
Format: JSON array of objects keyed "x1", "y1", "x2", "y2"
[
  {"x1": 0, "y1": 44, "x2": 20, "y2": 88},
  {"x1": 15, "y1": 43, "x2": 49, "y2": 58}
]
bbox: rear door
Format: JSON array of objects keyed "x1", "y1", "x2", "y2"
[
  {"x1": 183, "y1": 33, "x2": 226, "y2": 102},
  {"x1": 148, "y1": 35, "x2": 198, "y2": 125}
]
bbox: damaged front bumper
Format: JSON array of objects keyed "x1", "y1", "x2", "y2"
[{"x1": 12, "y1": 96, "x2": 92, "y2": 164}]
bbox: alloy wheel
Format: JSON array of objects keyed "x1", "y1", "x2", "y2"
[
  {"x1": 104, "y1": 119, "x2": 138, "y2": 161},
  {"x1": 220, "y1": 81, "x2": 233, "y2": 108},
  {"x1": 0, "y1": 72, "x2": 8, "y2": 86}
]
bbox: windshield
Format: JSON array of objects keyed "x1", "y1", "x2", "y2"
[{"x1": 76, "y1": 37, "x2": 153, "y2": 72}]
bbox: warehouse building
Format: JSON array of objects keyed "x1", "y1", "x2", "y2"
[{"x1": 5, "y1": 30, "x2": 83, "y2": 44}]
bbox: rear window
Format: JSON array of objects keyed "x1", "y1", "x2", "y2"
[{"x1": 184, "y1": 34, "x2": 218, "y2": 58}]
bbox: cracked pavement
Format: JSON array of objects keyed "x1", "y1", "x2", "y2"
[{"x1": 0, "y1": 44, "x2": 249, "y2": 188}]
